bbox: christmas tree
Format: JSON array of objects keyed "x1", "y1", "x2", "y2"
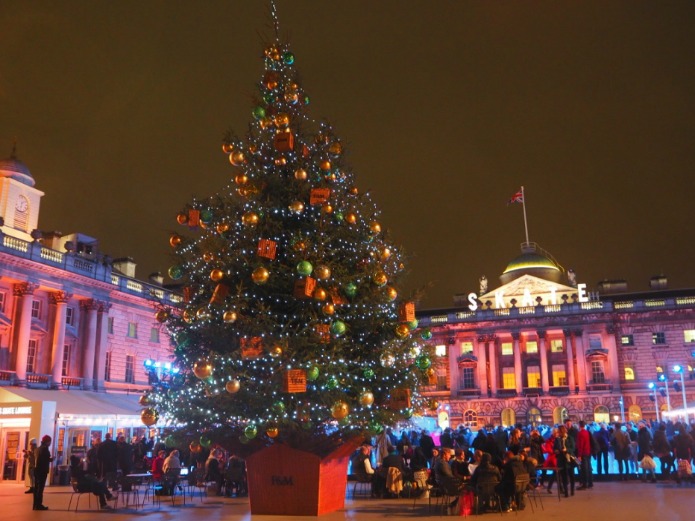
[{"x1": 148, "y1": 6, "x2": 433, "y2": 456}]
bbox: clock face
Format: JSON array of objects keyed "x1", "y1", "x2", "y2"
[{"x1": 15, "y1": 196, "x2": 28, "y2": 212}]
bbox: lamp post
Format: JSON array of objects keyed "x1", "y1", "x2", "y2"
[
  {"x1": 659, "y1": 374, "x2": 672, "y2": 412},
  {"x1": 673, "y1": 365, "x2": 688, "y2": 424},
  {"x1": 619, "y1": 395, "x2": 625, "y2": 423},
  {"x1": 648, "y1": 382, "x2": 660, "y2": 422}
]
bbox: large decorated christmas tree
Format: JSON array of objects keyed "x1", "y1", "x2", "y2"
[{"x1": 147, "y1": 5, "x2": 434, "y2": 458}]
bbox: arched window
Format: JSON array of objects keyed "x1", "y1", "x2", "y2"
[
  {"x1": 527, "y1": 407, "x2": 542, "y2": 427},
  {"x1": 437, "y1": 410, "x2": 450, "y2": 430},
  {"x1": 594, "y1": 405, "x2": 610, "y2": 424},
  {"x1": 463, "y1": 409, "x2": 478, "y2": 428},
  {"x1": 553, "y1": 406, "x2": 568, "y2": 425},
  {"x1": 624, "y1": 367, "x2": 635, "y2": 381},
  {"x1": 628, "y1": 404, "x2": 642, "y2": 422},
  {"x1": 501, "y1": 407, "x2": 516, "y2": 428}
]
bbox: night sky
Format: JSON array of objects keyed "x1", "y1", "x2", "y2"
[{"x1": 2, "y1": 1, "x2": 694, "y2": 309}]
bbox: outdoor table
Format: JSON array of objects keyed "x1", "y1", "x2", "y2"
[{"x1": 125, "y1": 473, "x2": 153, "y2": 507}]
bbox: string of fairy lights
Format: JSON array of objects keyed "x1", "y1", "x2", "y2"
[{"x1": 143, "y1": 10, "x2": 436, "y2": 450}]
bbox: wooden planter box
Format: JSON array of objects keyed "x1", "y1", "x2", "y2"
[{"x1": 246, "y1": 442, "x2": 357, "y2": 516}]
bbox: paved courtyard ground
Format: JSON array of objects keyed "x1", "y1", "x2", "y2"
[{"x1": 0, "y1": 479, "x2": 693, "y2": 521}]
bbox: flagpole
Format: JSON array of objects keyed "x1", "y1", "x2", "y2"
[{"x1": 521, "y1": 186, "x2": 530, "y2": 245}]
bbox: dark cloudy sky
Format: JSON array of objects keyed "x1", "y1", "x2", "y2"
[{"x1": 2, "y1": 1, "x2": 694, "y2": 309}]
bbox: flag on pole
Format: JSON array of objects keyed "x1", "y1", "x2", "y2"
[{"x1": 507, "y1": 189, "x2": 524, "y2": 205}]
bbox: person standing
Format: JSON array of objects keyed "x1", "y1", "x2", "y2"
[
  {"x1": 97, "y1": 433, "x2": 118, "y2": 490},
  {"x1": 554, "y1": 425, "x2": 576, "y2": 497},
  {"x1": 611, "y1": 422, "x2": 631, "y2": 480},
  {"x1": 24, "y1": 438, "x2": 37, "y2": 494},
  {"x1": 593, "y1": 423, "x2": 611, "y2": 479},
  {"x1": 33, "y1": 435, "x2": 53, "y2": 511},
  {"x1": 116, "y1": 435, "x2": 133, "y2": 478},
  {"x1": 576, "y1": 421, "x2": 593, "y2": 489}
]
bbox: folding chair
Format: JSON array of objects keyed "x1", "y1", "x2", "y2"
[
  {"x1": 475, "y1": 480, "x2": 503, "y2": 515},
  {"x1": 513, "y1": 476, "x2": 533, "y2": 513},
  {"x1": 68, "y1": 479, "x2": 92, "y2": 511}
]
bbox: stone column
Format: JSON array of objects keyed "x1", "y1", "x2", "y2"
[
  {"x1": 81, "y1": 299, "x2": 99, "y2": 389},
  {"x1": 12, "y1": 283, "x2": 38, "y2": 383},
  {"x1": 605, "y1": 326, "x2": 620, "y2": 387},
  {"x1": 512, "y1": 332, "x2": 523, "y2": 394},
  {"x1": 563, "y1": 329, "x2": 576, "y2": 390},
  {"x1": 49, "y1": 291, "x2": 72, "y2": 387},
  {"x1": 93, "y1": 302, "x2": 112, "y2": 390},
  {"x1": 475, "y1": 336, "x2": 488, "y2": 395},
  {"x1": 573, "y1": 330, "x2": 588, "y2": 392},
  {"x1": 487, "y1": 335, "x2": 498, "y2": 396},
  {"x1": 538, "y1": 330, "x2": 550, "y2": 393}
]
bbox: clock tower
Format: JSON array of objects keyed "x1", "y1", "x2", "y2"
[{"x1": 0, "y1": 144, "x2": 44, "y2": 242}]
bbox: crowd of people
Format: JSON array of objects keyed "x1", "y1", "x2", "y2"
[{"x1": 351, "y1": 418, "x2": 695, "y2": 513}]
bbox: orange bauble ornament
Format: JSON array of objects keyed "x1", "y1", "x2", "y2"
[
  {"x1": 252, "y1": 267, "x2": 270, "y2": 284},
  {"x1": 395, "y1": 324, "x2": 411, "y2": 338},
  {"x1": 155, "y1": 309, "x2": 169, "y2": 323},
  {"x1": 225, "y1": 379, "x2": 241, "y2": 394},
  {"x1": 314, "y1": 265, "x2": 331, "y2": 280},
  {"x1": 193, "y1": 360, "x2": 213, "y2": 380},
  {"x1": 216, "y1": 223, "x2": 229, "y2": 234},
  {"x1": 313, "y1": 287, "x2": 328, "y2": 301},
  {"x1": 242, "y1": 211, "x2": 259, "y2": 226},
  {"x1": 141, "y1": 408, "x2": 159, "y2": 426},
  {"x1": 359, "y1": 390, "x2": 375, "y2": 407},
  {"x1": 370, "y1": 221, "x2": 382, "y2": 234},
  {"x1": 331, "y1": 401, "x2": 349, "y2": 420},
  {"x1": 322, "y1": 302, "x2": 335, "y2": 315},
  {"x1": 320, "y1": 160, "x2": 331, "y2": 171},
  {"x1": 266, "y1": 426, "x2": 279, "y2": 438},
  {"x1": 234, "y1": 174, "x2": 248, "y2": 185},
  {"x1": 385, "y1": 286, "x2": 398, "y2": 301},
  {"x1": 294, "y1": 168, "x2": 308, "y2": 180},
  {"x1": 230, "y1": 150, "x2": 245, "y2": 166},
  {"x1": 373, "y1": 271, "x2": 388, "y2": 286},
  {"x1": 210, "y1": 269, "x2": 224, "y2": 282},
  {"x1": 345, "y1": 212, "x2": 357, "y2": 224},
  {"x1": 169, "y1": 234, "x2": 182, "y2": 247},
  {"x1": 223, "y1": 310, "x2": 238, "y2": 323},
  {"x1": 176, "y1": 213, "x2": 188, "y2": 225}
]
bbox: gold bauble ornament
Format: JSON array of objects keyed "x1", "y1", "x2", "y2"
[
  {"x1": 266, "y1": 426, "x2": 279, "y2": 438},
  {"x1": 321, "y1": 204, "x2": 333, "y2": 214},
  {"x1": 259, "y1": 117, "x2": 273, "y2": 129},
  {"x1": 315, "y1": 265, "x2": 331, "y2": 280},
  {"x1": 320, "y1": 160, "x2": 331, "y2": 171},
  {"x1": 216, "y1": 222, "x2": 230, "y2": 234},
  {"x1": 331, "y1": 401, "x2": 349, "y2": 420},
  {"x1": 141, "y1": 408, "x2": 159, "y2": 427},
  {"x1": 274, "y1": 113, "x2": 290, "y2": 127},
  {"x1": 176, "y1": 213, "x2": 188, "y2": 225},
  {"x1": 428, "y1": 399, "x2": 440, "y2": 411},
  {"x1": 322, "y1": 302, "x2": 335, "y2": 315},
  {"x1": 268, "y1": 344, "x2": 283, "y2": 358},
  {"x1": 380, "y1": 247, "x2": 392, "y2": 261},
  {"x1": 183, "y1": 310, "x2": 195, "y2": 323},
  {"x1": 155, "y1": 309, "x2": 169, "y2": 323},
  {"x1": 252, "y1": 266, "x2": 270, "y2": 284},
  {"x1": 359, "y1": 390, "x2": 375, "y2": 407},
  {"x1": 395, "y1": 323, "x2": 411, "y2": 338},
  {"x1": 169, "y1": 234, "x2": 182, "y2": 247},
  {"x1": 242, "y1": 211, "x2": 259, "y2": 226},
  {"x1": 386, "y1": 286, "x2": 398, "y2": 301},
  {"x1": 313, "y1": 287, "x2": 328, "y2": 301},
  {"x1": 193, "y1": 360, "x2": 213, "y2": 380},
  {"x1": 328, "y1": 142, "x2": 343, "y2": 156},
  {"x1": 234, "y1": 174, "x2": 248, "y2": 185},
  {"x1": 223, "y1": 310, "x2": 238, "y2": 323},
  {"x1": 370, "y1": 221, "x2": 382, "y2": 234},
  {"x1": 196, "y1": 307, "x2": 210, "y2": 320},
  {"x1": 210, "y1": 269, "x2": 225, "y2": 282},
  {"x1": 138, "y1": 394, "x2": 151, "y2": 406},
  {"x1": 230, "y1": 150, "x2": 245, "y2": 166},
  {"x1": 222, "y1": 143, "x2": 233, "y2": 154},
  {"x1": 225, "y1": 379, "x2": 241, "y2": 393},
  {"x1": 202, "y1": 252, "x2": 214, "y2": 262},
  {"x1": 345, "y1": 212, "x2": 357, "y2": 224},
  {"x1": 373, "y1": 271, "x2": 388, "y2": 286},
  {"x1": 349, "y1": 186, "x2": 359, "y2": 195},
  {"x1": 294, "y1": 168, "x2": 308, "y2": 180},
  {"x1": 289, "y1": 200, "x2": 305, "y2": 214}
]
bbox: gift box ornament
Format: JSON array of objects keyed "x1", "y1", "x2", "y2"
[
  {"x1": 388, "y1": 388, "x2": 412, "y2": 409},
  {"x1": 314, "y1": 324, "x2": 331, "y2": 344},
  {"x1": 310, "y1": 188, "x2": 331, "y2": 205},
  {"x1": 210, "y1": 283, "x2": 229, "y2": 306},
  {"x1": 398, "y1": 301, "x2": 416, "y2": 322},
  {"x1": 283, "y1": 369, "x2": 307, "y2": 393},
  {"x1": 240, "y1": 337, "x2": 263, "y2": 359},
  {"x1": 257, "y1": 239, "x2": 278, "y2": 259},
  {"x1": 274, "y1": 130, "x2": 295, "y2": 152},
  {"x1": 294, "y1": 276, "x2": 316, "y2": 299},
  {"x1": 188, "y1": 209, "x2": 201, "y2": 228}
]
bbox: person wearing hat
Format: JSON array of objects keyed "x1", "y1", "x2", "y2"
[
  {"x1": 33, "y1": 435, "x2": 53, "y2": 510},
  {"x1": 24, "y1": 438, "x2": 38, "y2": 494}
]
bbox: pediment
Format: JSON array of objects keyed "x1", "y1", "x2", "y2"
[{"x1": 479, "y1": 274, "x2": 578, "y2": 309}]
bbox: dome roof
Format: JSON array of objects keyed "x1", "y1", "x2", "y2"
[
  {"x1": 0, "y1": 147, "x2": 35, "y2": 187},
  {"x1": 499, "y1": 242, "x2": 563, "y2": 285},
  {"x1": 503, "y1": 251, "x2": 560, "y2": 275}
]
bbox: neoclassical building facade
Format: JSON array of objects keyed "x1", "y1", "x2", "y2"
[
  {"x1": 0, "y1": 149, "x2": 177, "y2": 483},
  {"x1": 417, "y1": 242, "x2": 695, "y2": 430}
]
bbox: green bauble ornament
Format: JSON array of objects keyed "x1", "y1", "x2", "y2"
[
  {"x1": 262, "y1": 93, "x2": 275, "y2": 104},
  {"x1": 368, "y1": 420, "x2": 383, "y2": 434},
  {"x1": 407, "y1": 319, "x2": 419, "y2": 331},
  {"x1": 297, "y1": 260, "x2": 313, "y2": 276},
  {"x1": 168, "y1": 265, "x2": 183, "y2": 280},
  {"x1": 200, "y1": 209, "x2": 213, "y2": 224},
  {"x1": 239, "y1": 435, "x2": 250, "y2": 445},
  {"x1": 326, "y1": 376, "x2": 339, "y2": 389},
  {"x1": 200, "y1": 433, "x2": 212, "y2": 448},
  {"x1": 344, "y1": 282, "x2": 358, "y2": 297},
  {"x1": 307, "y1": 365, "x2": 320, "y2": 381},
  {"x1": 303, "y1": 95, "x2": 310, "y2": 105},
  {"x1": 420, "y1": 328, "x2": 433, "y2": 340},
  {"x1": 164, "y1": 435, "x2": 176, "y2": 448},
  {"x1": 272, "y1": 401, "x2": 286, "y2": 414},
  {"x1": 363, "y1": 367, "x2": 375, "y2": 380},
  {"x1": 330, "y1": 320, "x2": 347, "y2": 336},
  {"x1": 282, "y1": 51, "x2": 295, "y2": 65},
  {"x1": 244, "y1": 424, "x2": 258, "y2": 439},
  {"x1": 403, "y1": 408, "x2": 414, "y2": 419},
  {"x1": 252, "y1": 106, "x2": 266, "y2": 120},
  {"x1": 415, "y1": 355, "x2": 432, "y2": 370}
]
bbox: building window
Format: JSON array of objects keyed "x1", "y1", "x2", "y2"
[
  {"x1": 463, "y1": 409, "x2": 478, "y2": 428},
  {"x1": 27, "y1": 339, "x2": 38, "y2": 373},
  {"x1": 0, "y1": 291, "x2": 5, "y2": 312},
  {"x1": 108, "y1": 317, "x2": 114, "y2": 334},
  {"x1": 684, "y1": 330, "x2": 695, "y2": 343},
  {"x1": 589, "y1": 335, "x2": 602, "y2": 349},
  {"x1": 527, "y1": 407, "x2": 542, "y2": 427},
  {"x1": 125, "y1": 355, "x2": 135, "y2": 383},
  {"x1": 550, "y1": 339, "x2": 564, "y2": 353},
  {"x1": 594, "y1": 405, "x2": 610, "y2": 424},
  {"x1": 628, "y1": 404, "x2": 642, "y2": 422},
  {"x1": 552, "y1": 364, "x2": 567, "y2": 386},
  {"x1": 105, "y1": 352, "x2": 112, "y2": 382},
  {"x1": 591, "y1": 360, "x2": 606, "y2": 384},
  {"x1": 501, "y1": 342, "x2": 513, "y2": 356},
  {"x1": 525, "y1": 341, "x2": 538, "y2": 354},
  {"x1": 502, "y1": 367, "x2": 516, "y2": 389},
  {"x1": 460, "y1": 367, "x2": 475, "y2": 389},
  {"x1": 435, "y1": 344, "x2": 447, "y2": 357},
  {"x1": 149, "y1": 327, "x2": 160, "y2": 343},
  {"x1": 127, "y1": 322, "x2": 138, "y2": 339},
  {"x1": 460, "y1": 341, "x2": 474, "y2": 355},
  {"x1": 624, "y1": 367, "x2": 635, "y2": 381},
  {"x1": 436, "y1": 366, "x2": 447, "y2": 390},
  {"x1": 501, "y1": 407, "x2": 516, "y2": 428},
  {"x1": 526, "y1": 366, "x2": 541, "y2": 388},
  {"x1": 652, "y1": 332, "x2": 666, "y2": 345},
  {"x1": 621, "y1": 335, "x2": 634, "y2": 346},
  {"x1": 31, "y1": 300, "x2": 41, "y2": 319},
  {"x1": 61, "y1": 344, "x2": 70, "y2": 376},
  {"x1": 65, "y1": 307, "x2": 75, "y2": 326},
  {"x1": 553, "y1": 406, "x2": 569, "y2": 425}
]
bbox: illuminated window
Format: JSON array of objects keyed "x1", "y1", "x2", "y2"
[
  {"x1": 460, "y1": 367, "x2": 475, "y2": 389},
  {"x1": 435, "y1": 344, "x2": 447, "y2": 357},
  {"x1": 684, "y1": 330, "x2": 695, "y2": 343},
  {"x1": 463, "y1": 409, "x2": 478, "y2": 427},
  {"x1": 501, "y1": 407, "x2": 516, "y2": 427},
  {"x1": 591, "y1": 361, "x2": 606, "y2": 384},
  {"x1": 105, "y1": 352, "x2": 112, "y2": 382},
  {"x1": 628, "y1": 404, "x2": 642, "y2": 422},
  {"x1": 594, "y1": 405, "x2": 610, "y2": 424},
  {"x1": 502, "y1": 367, "x2": 516, "y2": 389},
  {"x1": 127, "y1": 322, "x2": 138, "y2": 339},
  {"x1": 550, "y1": 339, "x2": 564, "y2": 352},
  {"x1": 652, "y1": 332, "x2": 666, "y2": 345},
  {"x1": 125, "y1": 355, "x2": 135, "y2": 383},
  {"x1": 437, "y1": 366, "x2": 448, "y2": 390},
  {"x1": 621, "y1": 335, "x2": 634, "y2": 346},
  {"x1": 31, "y1": 300, "x2": 41, "y2": 319},
  {"x1": 27, "y1": 339, "x2": 38, "y2": 373},
  {"x1": 624, "y1": 367, "x2": 635, "y2": 381},
  {"x1": 150, "y1": 327, "x2": 160, "y2": 343},
  {"x1": 553, "y1": 406, "x2": 568, "y2": 425},
  {"x1": 501, "y1": 342, "x2": 513, "y2": 356},
  {"x1": 61, "y1": 344, "x2": 70, "y2": 376},
  {"x1": 460, "y1": 341, "x2": 474, "y2": 355},
  {"x1": 526, "y1": 366, "x2": 541, "y2": 388},
  {"x1": 527, "y1": 407, "x2": 542, "y2": 427},
  {"x1": 526, "y1": 341, "x2": 538, "y2": 354},
  {"x1": 552, "y1": 364, "x2": 567, "y2": 386}
]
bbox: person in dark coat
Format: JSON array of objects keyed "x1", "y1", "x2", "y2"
[
  {"x1": 652, "y1": 423, "x2": 673, "y2": 479},
  {"x1": 33, "y1": 435, "x2": 53, "y2": 510},
  {"x1": 116, "y1": 435, "x2": 134, "y2": 477},
  {"x1": 97, "y1": 433, "x2": 119, "y2": 490},
  {"x1": 499, "y1": 450, "x2": 530, "y2": 511},
  {"x1": 69, "y1": 456, "x2": 116, "y2": 510}
]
